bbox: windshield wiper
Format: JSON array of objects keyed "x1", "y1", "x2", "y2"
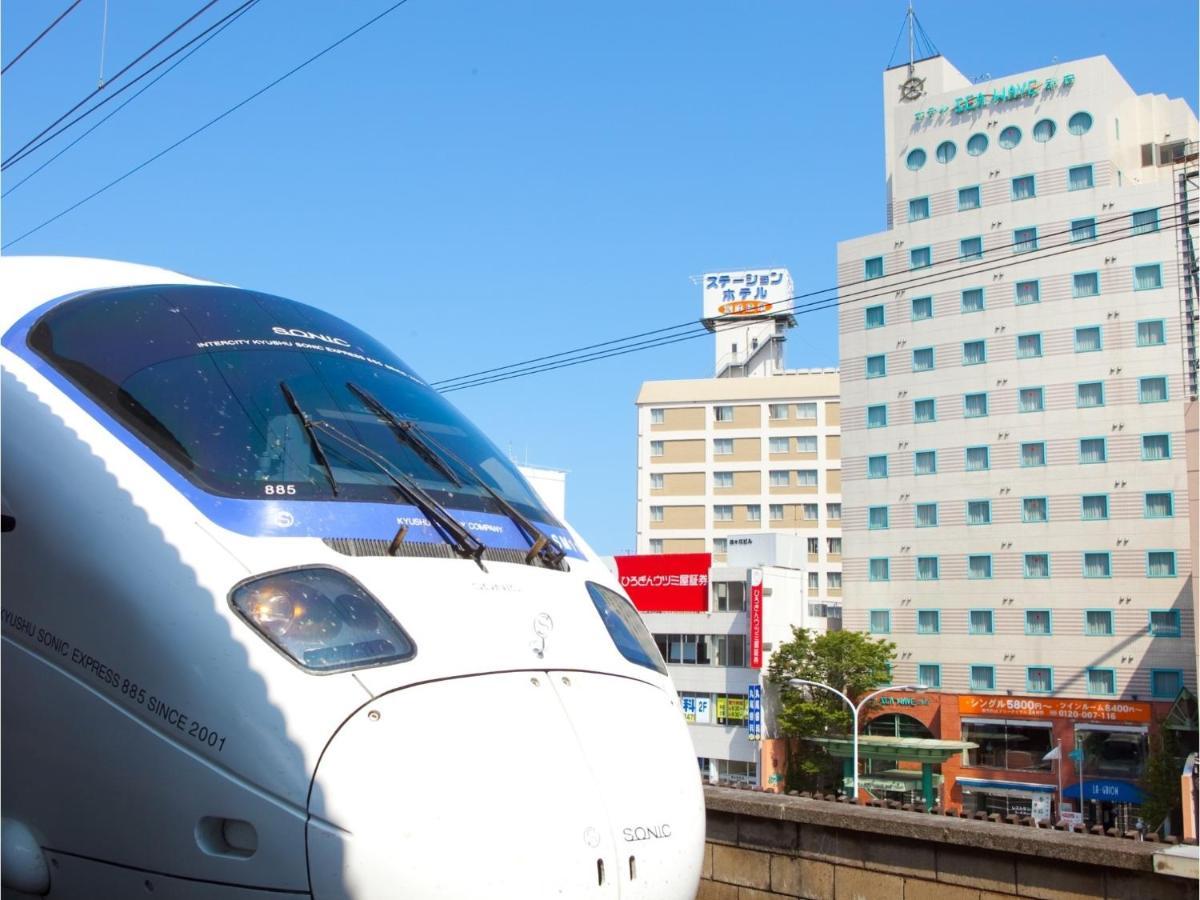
[
  {"x1": 309, "y1": 418, "x2": 487, "y2": 569},
  {"x1": 347, "y1": 381, "x2": 567, "y2": 570},
  {"x1": 279, "y1": 381, "x2": 339, "y2": 496}
]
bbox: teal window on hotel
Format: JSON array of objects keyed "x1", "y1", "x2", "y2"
[
  {"x1": 961, "y1": 288, "x2": 985, "y2": 312},
  {"x1": 914, "y1": 451, "x2": 937, "y2": 476},
  {"x1": 917, "y1": 609, "x2": 940, "y2": 632},
  {"x1": 970, "y1": 666, "x2": 996, "y2": 691},
  {"x1": 914, "y1": 503, "x2": 938, "y2": 527},
  {"x1": 868, "y1": 455, "x2": 888, "y2": 478},
  {"x1": 1075, "y1": 325, "x2": 1102, "y2": 352},
  {"x1": 1147, "y1": 552, "x2": 1177, "y2": 578},
  {"x1": 967, "y1": 134, "x2": 988, "y2": 156},
  {"x1": 1083, "y1": 552, "x2": 1112, "y2": 578},
  {"x1": 1071, "y1": 217, "x2": 1097, "y2": 242},
  {"x1": 1016, "y1": 333, "x2": 1042, "y2": 358},
  {"x1": 999, "y1": 126, "x2": 1021, "y2": 149},
  {"x1": 1015, "y1": 280, "x2": 1040, "y2": 305},
  {"x1": 916, "y1": 558, "x2": 939, "y2": 582},
  {"x1": 1137, "y1": 320, "x2": 1165, "y2": 346},
  {"x1": 869, "y1": 559, "x2": 890, "y2": 582},
  {"x1": 1131, "y1": 208, "x2": 1159, "y2": 235},
  {"x1": 1069, "y1": 164, "x2": 1094, "y2": 190},
  {"x1": 1087, "y1": 669, "x2": 1116, "y2": 696},
  {"x1": 1142, "y1": 433, "x2": 1171, "y2": 460},
  {"x1": 867, "y1": 405, "x2": 888, "y2": 428},
  {"x1": 866, "y1": 354, "x2": 887, "y2": 378},
  {"x1": 1068, "y1": 112, "x2": 1092, "y2": 135},
  {"x1": 960, "y1": 237, "x2": 983, "y2": 261},
  {"x1": 912, "y1": 347, "x2": 934, "y2": 372},
  {"x1": 868, "y1": 506, "x2": 889, "y2": 530},
  {"x1": 865, "y1": 257, "x2": 884, "y2": 280},
  {"x1": 1022, "y1": 497, "x2": 1047, "y2": 523},
  {"x1": 936, "y1": 141, "x2": 956, "y2": 163},
  {"x1": 968, "y1": 555, "x2": 992, "y2": 579},
  {"x1": 969, "y1": 610, "x2": 994, "y2": 635},
  {"x1": 1134, "y1": 264, "x2": 1163, "y2": 290},
  {"x1": 1081, "y1": 495, "x2": 1109, "y2": 521},
  {"x1": 865, "y1": 305, "x2": 885, "y2": 328},
  {"x1": 1020, "y1": 442, "x2": 1045, "y2": 467},
  {"x1": 913, "y1": 398, "x2": 936, "y2": 423},
  {"x1": 1084, "y1": 610, "x2": 1113, "y2": 636},
  {"x1": 1073, "y1": 272, "x2": 1100, "y2": 298},
  {"x1": 1139, "y1": 376, "x2": 1168, "y2": 403},
  {"x1": 963, "y1": 340, "x2": 986, "y2": 365},
  {"x1": 1077, "y1": 381, "x2": 1105, "y2": 408},
  {"x1": 909, "y1": 197, "x2": 930, "y2": 222},
  {"x1": 906, "y1": 149, "x2": 927, "y2": 170},
  {"x1": 1024, "y1": 553, "x2": 1050, "y2": 579},
  {"x1": 910, "y1": 246, "x2": 932, "y2": 269},
  {"x1": 1080, "y1": 438, "x2": 1107, "y2": 464},
  {"x1": 917, "y1": 664, "x2": 941, "y2": 688},
  {"x1": 966, "y1": 500, "x2": 991, "y2": 525},
  {"x1": 1012, "y1": 175, "x2": 1035, "y2": 200},
  {"x1": 1019, "y1": 387, "x2": 1044, "y2": 413},
  {"x1": 1014, "y1": 226, "x2": 1037, "y2": 253},
  {"x1": 964, "y1": 392, "x2": 988, "y2": 418},
  {"x1": 965, "y1": 446, "x2": 989, "y2": 471},
  {"x1": 869, "y1": 610, "x2": 891, "y2": 634},
  {"x1": 958, "y1": 185, "x2": 981, "y2": 209},
  {"x1": 1151, "y1": 670, "x2": 1182, "y2": 699},
  {"x1": 1145, "y1": 492, "x2": 1174, "y2": 518},
  {"x1": 1032, "y1": 118, "x2": 1056, "y2": 142},
  {"x1": 1149, "y1": 610, "x2": 1181, "y2": 636},
  {"x1": 1027, "y1": 667, "x2": 1053, "y2": 693},
  {"x1": 911, "y1": 296, "x2": 933, "y2": 320}
]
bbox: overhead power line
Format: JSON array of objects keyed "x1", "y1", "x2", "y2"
[
  {"x1": 2, "y1": 0, "x2": 415, "y2": 250},
  {"x1": 3, "y1": 0, "x2": 262, "y2": 176},
  {"x1": 1, "y1": 0, "x2": 84, "y2": 75},
  {"x1": 432, "y1": 204, "x2": 1177, "y2": 390},
  {"x1": 2, "y1": 0, "x2": 221, "y2": 171},
  {"x1": 437, "y1": 210, "x2": 1185, "y2": 393}
]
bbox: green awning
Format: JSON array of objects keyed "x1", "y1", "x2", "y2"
[{"x1": 802, "y1": 734, "x2": 976, "y2": 763}]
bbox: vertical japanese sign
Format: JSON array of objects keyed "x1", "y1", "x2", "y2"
[
  {"x1": 749, "y1": 568, "x2": 764, "y2": 669},
  {"x1": 747, "y1": 684, "x2": 762, "y2": 741}
]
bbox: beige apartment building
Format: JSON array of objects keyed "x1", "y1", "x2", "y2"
[{"x1": 635, "y1": 370, "x2": 844, "y2": 606}]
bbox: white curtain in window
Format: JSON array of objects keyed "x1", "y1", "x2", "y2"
[
  {"x1": 910, "y1": 247, "x2": 931, "y2": 269},
  {"x1": 769, "y1": 470, "x2": 788, "y2": 486},
  {"x1": 1017, "y1": 335, "x2": 1041, "y2": 358},
  {"x1": 915, "y1": 504, "x2": 937, "y2": 527},
  {"x1": 1137, "y1": 321, "x2": 1164, "y2": 346},
  {"x1": 1012, "y1": 176, "x2": 1035, "y2": 200},
  {"x1": 961, "y1": 239, "x2": 983, "y2": 260},
  {"x1": 1025, "y1": 555, "x2": 1049, "y2": 578},
  {"x1": 1071, "y1": 219, "x2": 1096, "y2": 241},
  {"x1": 796, "y1": 436, "x2": 817, "y2": 453},
  {"x1": 769, "y1": 437, "x2": 789, "y2": 453},
  {"x1": 965, "y1": 393, "x2": 988, "y2": 417},
  {"x1": 966, "y1": 447, "x2": 989, "y2": 470},
  {"x1": 1033, "y1": 119, "x2": 1055, "y2": 142},
  {"x1": 1077, "y1": 382, "x2": 1104, "y2": 407},
  {"x1": 968, "y1": 556, "x2": 991, "y2": 578},
  {"x1": 827, "y1": 573, "x2": 842, "y2": 589},
  {"x1": 963, "y1": 342, "x2": 986, "y2": 365},
  {"x1": 1131, "y1": 209, "x2": 1158, "y2": 235},
  {"x1": 913, "y1": 349, "x2": 934, "y2": 371},
  {"x1": 962, "y1": 289, "x2": 984, "y2": 311},
  {"x1": 1081, "y1": 495, "x2": 1107, "y2": 520},
  {"x1": 912, "y1": 297, "x2": 932, "y2": 319},
  {"x1": 796, "y1": 470, "x2": 817, "y2": 486},
  {"x1": 868, "y1": 406, "x2": 887, "y2": 427},
  {"x1": 959, "y1": 186, "x2": 980, "y2": 209},
  {"x1": 1019, "y1": 389, "x2": 1043, "y2": 413},
  {"x1": 917, "y1": 559, "x2": 938, "y2": 581},
  {"x1": 1015, "y1": 281, "x2": 1039, "y2": 304},
  {"x1": 1084, "y1": 611, "x2": 1111, "y2": 636},
  {"x1": 802, "y1": 504, "x2": 818, "y2": 520},
  {"x1": 769, "y1": 505, "x2": 784, "y2": 520},
  {"x1": 828, "y1": 538, "x2": 842, "y2": 554},
  {"x1": 868, "y1": 457, "x2": 888, "y2": 478},
  {"x1": 969, "y1": 610, "x2": 992, "y2": 634},
  {"x1": 917, "y1": 610, "x2": 939, "y2": 631},
  {"x1": 914, "y1": 400, "x2": 935, "y2": 422},
  {"x1": 1145, "y1": 492, "x2": 1172, "y2": 517},
  {"x1": 796, "y1": 403, "x2": 817, "y2": 418},
  {"x1": 869, "y1": 507, "x2": 888, "y2": 529},
  {"x1": 1073, "y1": 273, "x2": 1099, "y2": 297},
  {"x1": 967, "y1": 501, "x2": 990, "y2": 525},
  {"x1": 1140, "y1": 377, "x2": 1167, "y2": 403},
  {"x1": 914, "y1": 453, "x2": 936, "y2": 476},
  {"x1": 1069, "y1": 166, "x2": 1093, "y2": 189},
  {"x1": 1134, "y1": 265, "x2": 1162, "y2": 290},
  {"x1": 971, "y1": 668, "x2": 994, "y2": 690},
  {"x1": 1024, "y1": 498, "x2": 1047, "y2": 521},
  {"x1": 1028, "y1": 668, "x2": 1052, "y2": 692},
  {"x1": 909, "y1": 198, "x2": 929, "y2": 221},
  {"x1": 1080, "y1": 440, "x2": 1106, "y2": 464},
  {"x1": 1148, "y1": 552, "x2": 1175, "y2": 577},
  {"x1": 918, "y1": 666, "x2": 940, "y2": 688},
  {"x1": 1084, "y1": 553, "x2": 1110, "y2": 577},
  {"x1": 870, "y1": 610, "x2": 889, "y2": 632},
  {"x1": 866, "y1": 307, "x2": 885, "y2": 328},
  {"x1": 1021, "y1": 443, "x2": 1045, "y2": 466},
  {"x1": 869, "y1": 560, "x2": 889, "y2": 581},
  {"x1": 1150, "y1": 611, "x2": 1177, "y2": 634},
  {"x1": 1014, "y1": 228, "x2": 1036, "y2": 252},
  {"x1": 1075, "y1": 327, "x2": 1102, "y2": 352},
  {"x1": 1143, "y1": 435, "x2": 1169, "y2": 460},
  {"x1": 1088, "y1": 670, "x2": 1113, "y2": 694}
]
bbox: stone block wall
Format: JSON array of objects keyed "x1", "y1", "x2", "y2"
[{"x1": 700, "y1": 786, "x2": 1196, "y2": 900}]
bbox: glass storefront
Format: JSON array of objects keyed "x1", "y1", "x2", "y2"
[{"x1": 961, "y1": 720, "x2": 1053, "y2": 772}]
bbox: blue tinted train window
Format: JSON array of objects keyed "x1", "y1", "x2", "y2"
[{"x1": 28, "y1": 285, "x2": 556, "y2": 523}]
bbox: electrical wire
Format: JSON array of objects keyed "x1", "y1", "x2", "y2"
[
  {"x1": 3, "y1": 0, "x2": 261, "y2": 178},
  {"x1": 437, "y1": 211, "x2": 1186, "y2": 393},
  {"x1": 1, "y1": 0, "x2": 415, "y2": 251},
  {"x1": 1, "y1": 0, "x2": 84, "y2": 75},
  {"x1": 2, "y1": 0, "x2": 221, "y2": 170},
  {"x1": 433, "y1": 202, "x2": 1176, "y2": 387}
]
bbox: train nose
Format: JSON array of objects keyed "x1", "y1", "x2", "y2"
[{"x1": 306, "y1": 672, "x2": 704, "y2": 900}]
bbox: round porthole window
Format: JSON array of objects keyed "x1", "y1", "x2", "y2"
[
  {"x1": 999, "y1": 126, "x2": 1022, "y2": 149},
  {"x1": 1033, "y1": 119, "x2": 1056, "y2": 142},
  {"x1": 967, "y1": 133, "x2": 988, "y2": 156},
  {"x1": 906, "y1": 148, "x2": 927, "y2": 170},
  {"x1": 1068, "y1": 111, "x2": 1093, "y2": 135},
  {"x1": 936, "y1": 141, "x2": 956, "y2": 164}
]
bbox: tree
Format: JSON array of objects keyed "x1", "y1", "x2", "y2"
[
  {"x1": 767, "y1": 628, "x2": 896, "y2": 793},
  {"x1": 1140, "y1": 727, "x2": 1183, "y2": 835}
]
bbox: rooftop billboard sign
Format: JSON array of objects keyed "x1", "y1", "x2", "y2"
[
  {"x1": 614, "y1": 552, "x2": 711, "y2": 613},
  {"x1": 702, "y1": 268, "x2": 793, "y2": 320}
]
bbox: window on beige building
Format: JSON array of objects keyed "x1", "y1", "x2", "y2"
[
  {"x1": 650, "y1": 440, "x2": 664, "y2": 457},
  {"x1": 714, "y1": 505, "x2": 733, "y2": 521},
  {"x1": 714, "y1": 405, "x2": 734, "y2": 422},
  {"x1": 651, "y1": 408, "x2": 664, "y2": 424},
  {"x1": 826, "y1": 503, "x2": 842, "y2": 520},
  {"x1": 769, "y1": 403, "x2": 789, "y2": 420}
]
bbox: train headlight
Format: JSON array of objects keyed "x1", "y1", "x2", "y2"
[
  {"x1": 230, "y1": 568, "x2": 415, "y2": 673},
  {"x1": 585, "y1": 582, "x2": 667, "y2": 676}
]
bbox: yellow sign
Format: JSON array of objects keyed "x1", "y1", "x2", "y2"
[{"x1": 717, "y1": 697, "x2": 747, "y2": 721}]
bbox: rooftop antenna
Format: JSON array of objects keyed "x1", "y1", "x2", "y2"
[
  {"x1": 907, "y1": 1, "x2": 915, "y2": 78},
  {"x1": 887, "y1": 2, "x2": 940, "y2": 71}
]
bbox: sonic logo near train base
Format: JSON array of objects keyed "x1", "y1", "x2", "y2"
[{"x1": 0, "y1": 257, "x2": 703, "y2": 900}]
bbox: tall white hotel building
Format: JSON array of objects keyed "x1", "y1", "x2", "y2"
[{"x1": 838, "y1": 52, "x2": 1197, "y2": 817}]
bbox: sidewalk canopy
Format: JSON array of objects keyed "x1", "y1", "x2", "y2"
[{"x1": 802, "y1": 735, "x2": 975, "y2": 763}]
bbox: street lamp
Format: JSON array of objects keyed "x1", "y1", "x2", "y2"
[{"x1": 788, "y1": 678, "x2": 923, "y2": 803}]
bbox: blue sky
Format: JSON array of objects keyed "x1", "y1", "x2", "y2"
[{"x1": 3, "y1": 1, "x2": 1197, "y2": 554}]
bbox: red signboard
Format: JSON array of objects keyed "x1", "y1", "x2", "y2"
[
  {"x1": 749, "y1": 569, "x2": 763, "y2": 669},
  {"x1": 613, "y1": 553, "x2": 711, "y2": 612}
]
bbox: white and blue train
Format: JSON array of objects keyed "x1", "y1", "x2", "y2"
[{"x1": 0, "y1": 257, "x2": 704, "y2": 899}]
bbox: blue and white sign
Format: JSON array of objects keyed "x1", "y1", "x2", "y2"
[
  {"x1": 747, "y1": 684, "x2": 762, "y2": 742},
  {"x1": 1064, "y1": 779, "x2": 1143, "y2": 804}
]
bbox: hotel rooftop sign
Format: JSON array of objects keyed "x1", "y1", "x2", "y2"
[{"x1": 914, "y1": 73, "x2": 1075, "y2": 122}]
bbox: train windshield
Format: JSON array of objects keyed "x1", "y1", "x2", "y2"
[{"x1": 28, "y1": 284, "x2": 558, "y2": 524}]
